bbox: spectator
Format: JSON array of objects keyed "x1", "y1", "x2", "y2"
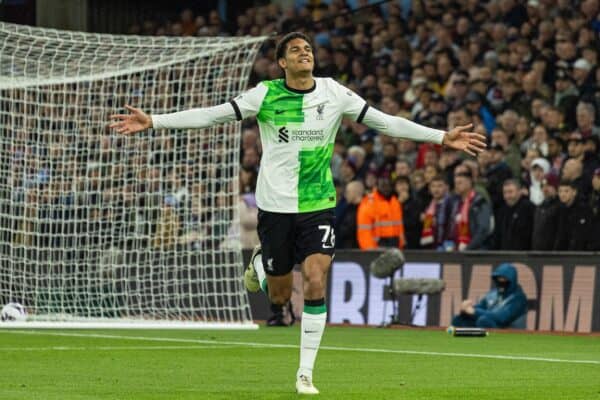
[
  {"x1": 451, "y1": 263, "x2": 527, "y2": 329},
  {"x1": 241, "y1": 145, "x2": 260, "y2": 172},
  {"x1": 575, "y1": 133, "x2": 600, "y2": 180},
  {"x1": 446, "y1": 73, "x2": 469, "y2": 109},
  {"x1": 395, "y1": 176, "x2": 422, "y2": 249},
  {"x1": 397, "y1": 140, "x2": 417, "y2": 167},
  {"x1": 420, "y1": 175, "x2": 453, "y2": 250},
  {"x1": 459, "y1": 160, "x2": 492, "y2": 204},
  {"x1": 548, "y1": 135, "x2": 567, "y2": 175},
  {"x1": 484, "y1": 143, "x2": 513, "y2": 214},
  {"x1": 358, "y1": 130, "x2": 378, "y2": 171},
  {"x1": 573, "y1": 58, "x2": 595, "y2": 99},
  {"x1": 532, "y1": 172, "x2": 561, "y2": 250},
  {"x1": 553, "y1": 69, "x2": 579, "y2": 130},
  {"x1": 543, "y1": 106, "x2": 568, "y2": 140},
  {"x1": 347, "y1": 145, "x2": 368, "y2": 180},
  {"x1": 411, "y1": 169, "x2": 429, "y2": 210},
  {"x1": 561, "y1": 157, "x2": 592, "y2": 201},
  {"x1": 339, "y1": 157, "x2": 358, "y2": 184},
  {"x1": 438, "y1": 148, "x2": 461, "y2": 187},
  {"x1": 392, "y1": 159, "x2": 412, "y2": 181},
  {"x1": 377, "y1": 141, "x2": 398, "y2": 177},
  {"x1": 465, "y1": 91, "x2": 496, "y2": 134},
  {"x1": 491, "y1": 127, "x2": 521, "y2": 178},
  {"x1": 494, "y1": 179, "x2": 535, "y2": 250},
  {"x1": 180, "y1": 9, "x2": 196, "y2": 36},
  {"x1": 529, "y1": 157, "x2": 550, "y2": 206},
  {"x1": 357, "y1": 177, "x2": 405, "y2": 250},
  {"x1": 335, "y1": 180, "x2": 364, "y2": 249},
  {"x1": 525, "y1": 124, "x2": 549, "y2": 157},
  {"x1": 553, "y1": 181, "x2": 595, "y2": 251},
  {"x1": 590, "y1": 168, "x2": 600, "y2": 250},
  {"x1": 513, "y1": 71, "x2": 546, "y2": 120},
  {"x1": 590, "y1": 168, "x2": 600, "y2": 217},
  {"x1": 449, "y1": 172, "x2": 492, "y2": 251},
  {"x1": 574, "y1": 102, "x2": 600, "y2": 138},
  {"x1": 566, "y1": 132, "x2": 587, "y2": 165}
]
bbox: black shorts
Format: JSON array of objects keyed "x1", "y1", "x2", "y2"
[{"x1": 257, "y1": 208, "x2": 335, "y2": 276}]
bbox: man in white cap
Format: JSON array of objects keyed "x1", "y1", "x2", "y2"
[{"x1": 573, "y1": 58, "x2": 594, "y2": 97}]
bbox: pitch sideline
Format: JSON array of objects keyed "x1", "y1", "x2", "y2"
[
  {"x1": 0, "y1": 330, "x2": 598, "y2": 366},
  {"x1": 0, "y1": 344, "x2": 237, "y2": 352}
]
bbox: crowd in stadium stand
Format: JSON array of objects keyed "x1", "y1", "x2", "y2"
[{"x1": 128, "y1": 0, "x2": 599, "y2": 252}]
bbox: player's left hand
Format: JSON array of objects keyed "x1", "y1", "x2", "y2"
[{"x1": 442, "y1": 124, "x2": 487, "y2": 156}]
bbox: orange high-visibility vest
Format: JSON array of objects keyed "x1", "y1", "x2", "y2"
[{"x1": 356, "y1": 189, "x2": 405, "y2": 250}]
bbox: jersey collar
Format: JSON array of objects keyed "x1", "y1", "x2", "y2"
[{"x1": 284, "y1": 79, "x2": 316, "y2": 94}]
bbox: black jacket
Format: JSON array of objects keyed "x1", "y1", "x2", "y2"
[
  {"x1": 335, "y1": 201, "x2": 359, "y2": 249},
  {"x1": 494, "y1": 197, "x2": 535, "y2": 250},
  {"x1": 402, "y1": 195, "x2": 423, "y2": 249},
  {"x1": 553, "y1": 199, "x2": 595, "y2": 251},
  {"x1": 532, "y1": 196, "x2": 561, "y2": 250},
  {"x1": 571, "y1": 175, "x2": 592, "y2": 203},
  {"x1": 485, "y1": 161, "x2": 513, "y2": 213},
  {"x1": 589, "y1": 190, "x2": 600, "y2": 251}
]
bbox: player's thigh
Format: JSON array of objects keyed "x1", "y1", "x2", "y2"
[
  {"x1": 294, "y1": 208, "x2": 335, "y2": 269},
  {"x1": 257, "y1": 209, "x2": 295, "y2": 276}
]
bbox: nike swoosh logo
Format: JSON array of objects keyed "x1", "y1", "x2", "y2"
[{"x1": 275, "y1": 110, "x2": 285, "y2": 114}]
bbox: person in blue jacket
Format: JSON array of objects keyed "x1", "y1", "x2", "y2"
[{"x1": 451, "y1": 263, "x2": 527, "y2": 328}]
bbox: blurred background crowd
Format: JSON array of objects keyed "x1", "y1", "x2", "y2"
[
  {"x1": 5, "y1": 0, "x2": 600, "y2": 254},
  {"x1": 128, "y1": 0, "x2": 600, "y2": 252}
]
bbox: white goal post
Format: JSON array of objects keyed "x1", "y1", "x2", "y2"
[{"x1": 0, "y1": 22, "x2": 266, "y2": 329}]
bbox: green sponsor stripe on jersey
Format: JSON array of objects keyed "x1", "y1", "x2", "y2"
[
  {"x1": 298, "y1": 144, "x2": 336, "y2": 212},
  {"x1": 256, "y1": 79, "x2": 304, "y2": 125}
]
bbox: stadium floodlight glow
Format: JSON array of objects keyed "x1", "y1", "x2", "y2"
[{"x1": 0, "y1": 22, "x2": 266, "y2": 329}]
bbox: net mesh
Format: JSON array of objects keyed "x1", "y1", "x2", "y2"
[{"x1": 0, "y1": 22, "x2": 266, "y2": 325}]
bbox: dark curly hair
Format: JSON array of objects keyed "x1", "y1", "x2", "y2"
[{"x1": 275, "y1": 31, "x2": 313, "y2": 61}]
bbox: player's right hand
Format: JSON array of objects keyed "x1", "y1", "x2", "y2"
[{"x1": 109, "y1": 105, "x2": 152, "y2": 134}]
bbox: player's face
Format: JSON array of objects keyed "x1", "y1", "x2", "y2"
[{"x1": 279, "y1": 38, "x2": 314, "y2": 76}]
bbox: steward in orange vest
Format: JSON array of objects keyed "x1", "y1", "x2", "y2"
[{"x1": 357, "y1": 177, "x2": 405, "y2": 249}]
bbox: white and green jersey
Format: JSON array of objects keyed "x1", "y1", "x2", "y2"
[
  {"x1": 152, "y1": 77, "x2": 445, "y2": 214},
  {"x1": 231, "y1": 78, "x2": 367, "y2": 213}
]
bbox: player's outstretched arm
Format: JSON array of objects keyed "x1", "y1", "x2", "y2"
[
  {"x1": 441, "y1": 124, "x2": 487, "y2": 157},
  {"x1": 360, "y1": 107, "x2": 486, "y2": 156},
  {"x1": 109, "y1": 105, "x2": 152, "y2": 135},
  {"x1": 109, "y1": 102, "x2": 242, "y2": 134},
  {"x1": 109, "y1": 83, "x2": 266, "y2": 134}
]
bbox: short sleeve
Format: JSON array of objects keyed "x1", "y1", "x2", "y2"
[
  {"x1": 230, "y1": 82, "x2": 268, "y2": 120},
  {"x1": 336, "y1": 80, "x2": 369, "y2": 123}
]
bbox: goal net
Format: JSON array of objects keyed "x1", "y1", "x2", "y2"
[{"x1": 0, "y1": 22, "x2": 266, "y2": 328}]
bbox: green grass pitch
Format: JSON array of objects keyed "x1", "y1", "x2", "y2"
[{"x1": 0, "y1": 326, "x2": 598, "y2": 399}]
